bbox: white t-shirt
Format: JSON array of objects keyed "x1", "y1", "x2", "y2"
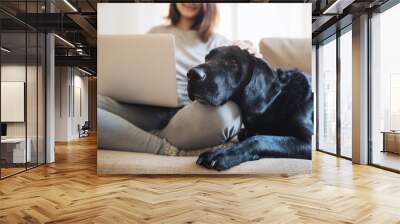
[{"x1": 148, "y1": 25, "x2": 232, "y2": 106}]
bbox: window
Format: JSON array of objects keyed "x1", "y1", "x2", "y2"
[
  {"x1": 339, "y1": 29, "x2": 352, "y2": 158},
  {"x1": 316, "y1": 27, "x2": 353, "y2": 159},
  {"x1": 317, "y1": 37, "x2": 337, "y2": 154},
  {"x1": 370, "y1": 2, "x2": 400, "y2": 171}
]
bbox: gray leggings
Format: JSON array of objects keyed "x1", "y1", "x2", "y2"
[{"x1": 97, "y1": 95, "x2": 242, "y2": 156}]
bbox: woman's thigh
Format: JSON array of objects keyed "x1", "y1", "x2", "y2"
[
  {"x1": 98, "y1": 95, "x2": 180, "y2": 131},
  {"x1": 159, "y1": 101, "x2": 242, "y2": 150}
]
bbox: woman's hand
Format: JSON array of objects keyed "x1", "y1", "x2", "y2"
[{"x1": 233, "y1": 40, "x2": 263, "y2": 58}]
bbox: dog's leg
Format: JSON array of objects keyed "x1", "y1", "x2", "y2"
[{"x1": 196, "y1": 135, "x2": 311, "y2": 171}]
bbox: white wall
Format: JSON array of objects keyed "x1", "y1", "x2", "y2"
[
  {"x1": 98, "y1": 3, "x2": 311, "y2": 49},
  {"x1": 55, "y1": 67, "x2": 89, "y2": 141},
  {"x1": 1, "y1": 82, "x2": 24, "y2": 122},
  {"x1": 72, "y1": 74, "x2": 89, "y2": 138},
  {"x1": 1, "y1": 65, "x2": 34, "y2": 138},
  {"x1": 1, "y1": 66, "x2": 26, "y2": 130},
  {"x1": 55, "y1": 67, "x2": 69, "y2": 141},
  {"x1": 1, "y1": 65, "x2": 26, "y2": 81}
]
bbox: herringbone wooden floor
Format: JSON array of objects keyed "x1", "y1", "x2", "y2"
[{"x1": 1, "y1": 135, "x2": 400, "y2": 224}]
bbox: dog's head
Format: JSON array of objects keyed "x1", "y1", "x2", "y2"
[{"x1": 187, "y1": 45, "x2": 281, "y2": 115}]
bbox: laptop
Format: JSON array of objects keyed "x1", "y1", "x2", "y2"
[{"x1": 98, "y1": 34, "x2": 178, "y2": 107}]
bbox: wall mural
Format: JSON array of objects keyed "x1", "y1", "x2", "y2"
[{"x1": 96, "y1": 3, "x2": 313, "y2": 175}]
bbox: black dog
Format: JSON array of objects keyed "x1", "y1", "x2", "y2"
[{"x1": 187, "y1": 45, "x2": 313, "y2": 171}]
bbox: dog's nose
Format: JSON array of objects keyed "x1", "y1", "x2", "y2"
[{"x1": 187, "y1": 67, "x2": 207, "y2": 81}]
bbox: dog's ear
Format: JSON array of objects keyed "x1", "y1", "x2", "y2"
[{"x1": 240, "y1": 58, "x2": 281, "y2": 115}]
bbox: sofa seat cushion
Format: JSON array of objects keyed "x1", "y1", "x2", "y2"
[{"x1": 97, "y1": 150, "x2": 311, "y2": 175}]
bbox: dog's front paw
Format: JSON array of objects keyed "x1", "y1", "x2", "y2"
[{"x1": 196, "y1": 148, "x2": 238, "y2": 171}]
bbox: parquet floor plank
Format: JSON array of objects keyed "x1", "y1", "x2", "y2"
[{"x1": 0, "y1": 135, "x2": 399, "y2": 223}]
